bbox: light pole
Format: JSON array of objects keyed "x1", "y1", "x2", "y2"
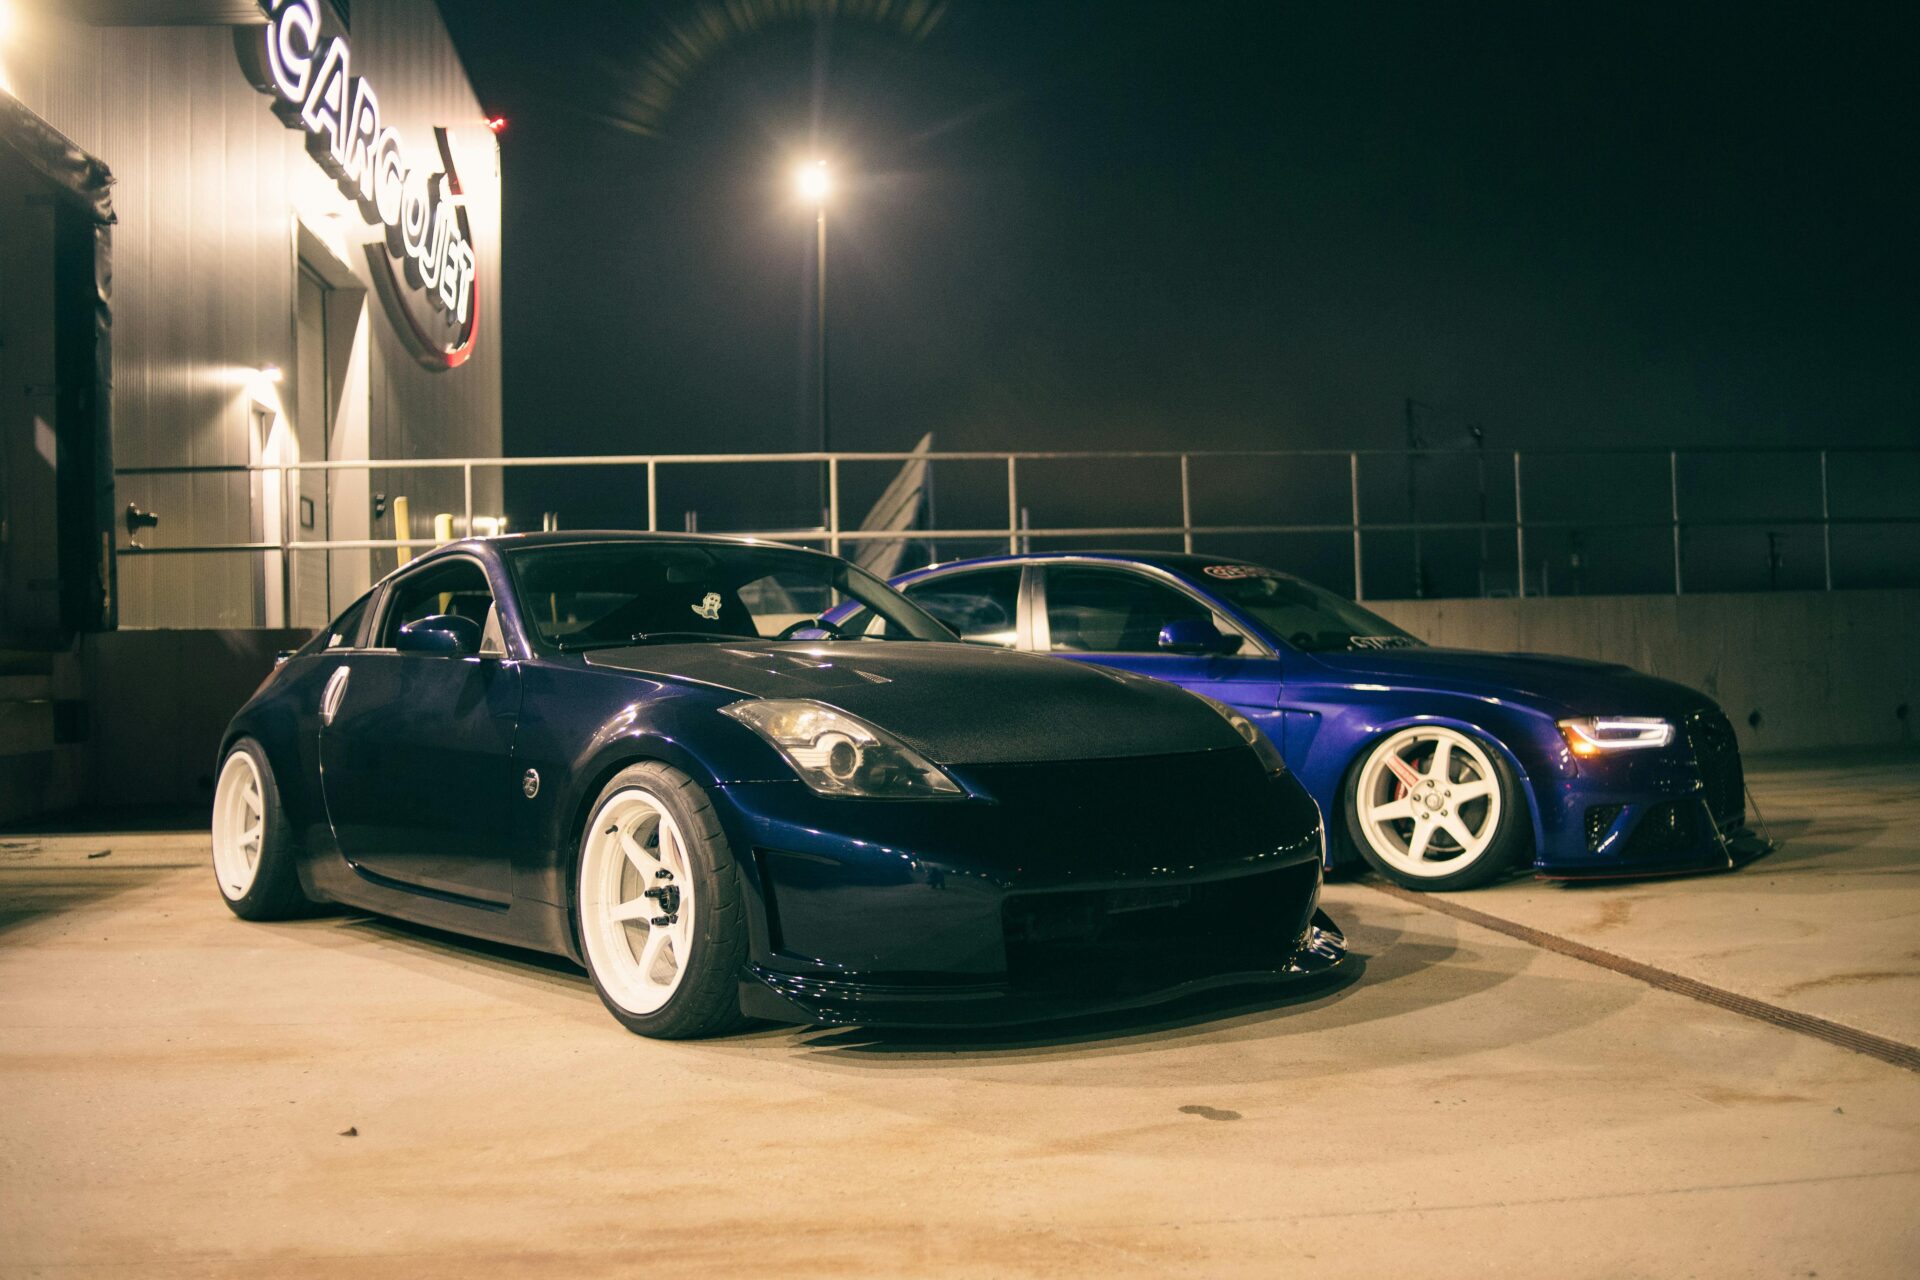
[{"x1": 796, "y1": 159, "x2": 832, "y2": 463}]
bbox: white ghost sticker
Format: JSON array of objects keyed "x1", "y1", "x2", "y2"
[{"x1": 692, "y1": 592, "x2": 723, "y2": 621}]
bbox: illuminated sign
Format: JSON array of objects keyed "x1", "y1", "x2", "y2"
[{"x1": 242, "y1": 0, "x2": 479, "y2": 368}]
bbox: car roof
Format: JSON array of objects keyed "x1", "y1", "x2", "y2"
[
  {"x1": 374, "y1": 530, "x2": 845, "y2": 588},
  {"x1": 896, "y1": 550, "x2": 1283, "y2": 581}
]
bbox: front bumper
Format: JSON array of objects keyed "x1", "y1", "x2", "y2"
[
  {"x1": 712, "y1": 749, "x2": 1341, "y2": 1026},
  {"x1": 739, "y1": 910, "x2": 1349, "y2": 1027},
  {"x1": 1531, "y1": 708, "x2": 1755, "y2": 879}
]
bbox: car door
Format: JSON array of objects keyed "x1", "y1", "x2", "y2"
[
  {"x1": 1032, "y1": 563, "x2": 1282, "y2": 726},
  {"x1": 318, "y1": 555, "x2": 522, "y2": 905}
]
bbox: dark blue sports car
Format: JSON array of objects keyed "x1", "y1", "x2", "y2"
[
  {"x1": 211, "y1": 534, "x2": 1346, "y2": 1037},
  {"x1": 827, "y1": 552, "x2": 1755, "y2": 890}
]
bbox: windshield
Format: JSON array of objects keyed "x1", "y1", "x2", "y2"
[
  {"x1": 506, "y1": 542, "x2": 955, "y2": 650},
  {"x1": 1197, "y1": 565, "x2": 1423, "y2": 653}
]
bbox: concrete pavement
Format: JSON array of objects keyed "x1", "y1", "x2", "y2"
[{"x1": 2, "y1": 757, "x2": 1917, "y2": 1277}]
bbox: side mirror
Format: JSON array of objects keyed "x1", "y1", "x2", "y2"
[
  {"x1": 1158, "y1": 617, "x2": 1240, "y2": 656},
  {"x1": 396, "y1": 613, "x2": 482, "y2": 656}
]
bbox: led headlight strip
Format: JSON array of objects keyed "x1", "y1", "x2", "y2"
[{"x1": 1557, "y1": 716, "x2": 1674, "y2": 755}]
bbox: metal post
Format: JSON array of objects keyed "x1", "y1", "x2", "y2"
[
  {"x1": 279, "y1": 463, "x2": 293, "y2": 622},
  {"x1": 1350, "y1": 452, "x2": 1364, "y2": 601},
  {"x1": 816, "y1": 207, "x2": 830, "y2": 519},
  {"x1": 646, "y1": 460, "x2": 658, "y2": 532},
  {"x1": 1819, "y1": 449, "x2": 1833, "y2": 590},
  {"x1": 1405, "y1": 398, "x2": 1423, "y2": 597},
  {"x1": 462, "y1": 462, "x2": 473, "y2": 539},
  {"x1": 1006, "y1": 456, "x2": 1020, "y2": 554},
  {"x1": 827, "y1": 456, "x2": 841, "y2": 558},
  {"x1": 1669, "y1": 449, "x2": 1683, "y2": 595},
  {"x1": 817, "y1": 210, "x2": 829, "y2": 454},
  {"x1": 1179, "y1": 454, "x2": 1194, "y2": 553},
  {"x1": 1513, "y1": 451, "x2": 1526, "y2": 600}
]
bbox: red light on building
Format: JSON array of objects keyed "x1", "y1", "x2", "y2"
[{"x1": 486, "y1": 116, "x2": 507, "y2": 134}]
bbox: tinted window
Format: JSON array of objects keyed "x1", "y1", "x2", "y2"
[
  {"x1": 378, "y1": 559, "x2": 496, "y2": 647},
  {"x1": 505, "y1": 542, "x2": 951, "y2": 650},
  {"x1": 298, "y1": 591, "x2": 373, "y2": 654},
  {"x1": 902, "y1": 568, "x2": 1023, "y2": 647},
  {"x1": 1044, "y1": 567, "x2": 1241, "y2": 654}
]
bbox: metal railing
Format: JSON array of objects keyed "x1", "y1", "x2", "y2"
[{"x1": 114, "y1": 445, "x2": 1919, "y2": 610}]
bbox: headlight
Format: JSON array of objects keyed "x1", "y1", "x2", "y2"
[
  {"x1": 1191, "y1": 692, "x2": 1287, "y2": 774},
  {"x1": 721, "y1": 699, "x2": 963, "y2": 799},
  {"x1": 1557, "y1": 716, "x2": 1674, "y2": 756}
]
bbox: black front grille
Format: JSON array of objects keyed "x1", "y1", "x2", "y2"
[
  {"x1": 1683, "y1": 709, "x2": 1745, "y2": 826},
  {"x1": 1001, "y1": 861, "x2": 1320, "y2": 997},
  {"x1": 1622, "y1": 800, "x2": 1701, "y2": 857}
]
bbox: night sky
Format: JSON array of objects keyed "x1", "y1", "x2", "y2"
[{"x1": 441, "y1": 0, "x2": 1916, "y2": 583}]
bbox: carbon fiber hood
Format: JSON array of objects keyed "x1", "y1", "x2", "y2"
[{"x1": 583, "y1": 640, "x2": 1245, "y2": 765}]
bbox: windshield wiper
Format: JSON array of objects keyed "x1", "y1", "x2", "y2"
[
  {"x1": 625, "y1": 630, "x2": 757, "y2": 645},
  {"x1": 551, "y1": 631, "x2": 754, "y2": 652}
]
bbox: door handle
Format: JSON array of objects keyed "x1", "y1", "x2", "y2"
[{"x1": 321, "y1": 666, "x2": 351, "y2": 725}]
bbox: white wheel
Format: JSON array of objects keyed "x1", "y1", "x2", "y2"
[
  {"x1": 212, "y1": 749, "x2": 267, "y2": 901},
  {"x1": 578, "y1": 787, "x2": 699, "y2": 1017},
  {"x1": 1351, "y1": 726, "x2": 1509, "y2": 886}
]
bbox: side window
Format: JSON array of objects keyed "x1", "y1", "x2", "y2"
[
  {"x1": 1043, "y1": 567, "x2": 1236, "y2": 654},
  {"x1": 377, "y1": 559, "x2": 498, "y2": 649},
  {"x1": 902, "y1": 568, "x2": 1023, "y2": 648},
  {"x1": 294, "y1": 591, "x2": 372, "y2": 655}
]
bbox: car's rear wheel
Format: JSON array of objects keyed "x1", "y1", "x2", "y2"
[
  {"x1": 1344, "y1": 726, "x2": 1525, "y2": 890},
  {"x1": 211, "y1": 739, "x2": 312, "y2": 919},
  {"x1": 576, "y1": 763, "x2": 748, "y2": 1039}
]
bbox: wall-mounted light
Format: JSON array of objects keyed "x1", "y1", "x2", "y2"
[
  {"x1": 124, "y1": 502, "x2": 160, "y2": 548},
  {"x1": 259, "y1": 364, "x2": 283, "y2": 383},
  {"x1": 0, "y1": 0, "x2": 17, "y2": 93}
]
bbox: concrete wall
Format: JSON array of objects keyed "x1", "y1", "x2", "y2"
[{"x1": 1369, "y1": 589, "x2": 1919, "y2": 756}]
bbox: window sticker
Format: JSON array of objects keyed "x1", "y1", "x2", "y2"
[
  {"x1": 1202, "y1": 564, "x2": 1284, "y2": 580},
  {"x1": 1350, "y1": 635, "x2": 1422, "y2": 650},
  {"x1": 691, "y1": 592, "x2": 724, "y2": 621}
]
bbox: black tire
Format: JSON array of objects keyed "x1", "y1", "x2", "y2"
[
  {"x1": 574, "y1": 762, "x2": 749, "y2": 1039},
  {"x1": 1342, "y1": 727, "x2": 1529, "y2": 892},
  {"x1": 211, "y1": 738, "x2": 314, "y2": 920}
]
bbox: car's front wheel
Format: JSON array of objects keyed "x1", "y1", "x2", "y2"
[
  {"x1": 1344, "y1": 726, "x2": 1526, "y2": 890},
  {"x1": 575, "y1": 763, "x2": 748, "y2": 1038}
]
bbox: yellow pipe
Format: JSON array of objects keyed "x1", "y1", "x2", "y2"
[
  {"x1": 432, "y1": 514, "x2": 455, "y2": 611},
  {"x1": 392, "y1": 495, "x2": 413, "y2": 566}
]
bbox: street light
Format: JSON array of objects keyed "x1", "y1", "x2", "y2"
[
  {"x1": 795, "y1": 160, "x2": 833, "y2": 531},
  {"x1": 795, "y1": 160, "x2": 831, "y2": 461}
]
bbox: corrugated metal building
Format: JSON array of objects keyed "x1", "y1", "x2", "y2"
[{"x1": 1, "y1": 0, "x2": 504, "y2": 819}]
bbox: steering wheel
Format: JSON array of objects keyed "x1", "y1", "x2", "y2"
[{"x1": 775, "y1": 617, "x2": 844, "y2": 641}]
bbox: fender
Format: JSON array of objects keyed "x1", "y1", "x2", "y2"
[
  {"x1": 1297, "y1": 695, "x2": 1556, "y2": 863},
  {"x1": 510, "y1": 662, "x2": 792, "y2": 921}
]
